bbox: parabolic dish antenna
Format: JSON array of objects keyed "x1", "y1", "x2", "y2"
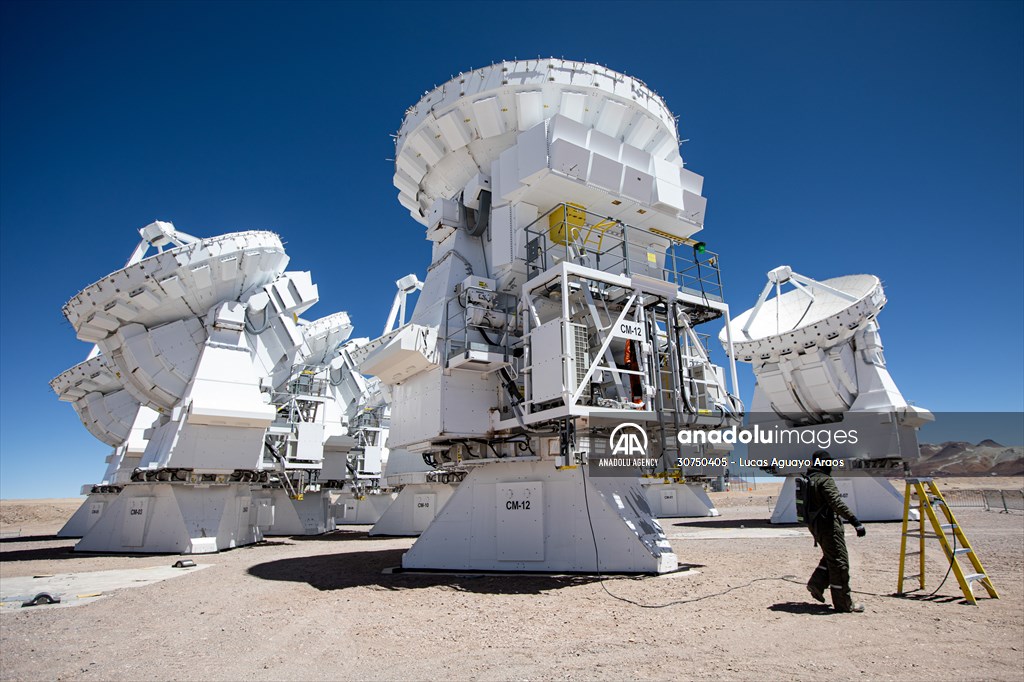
[
  {"x1": 720, "y1": 266, "x2": 886, "y2": 364},
  {"x1": 394, "y1": 58, "x2": 681, "y2": 223},
  {"x1": 64, "y1": 229, "x2": 288, "y2": 344},
  {"x1": 61, "y1": 224, "x2": 293, "y2": 412},
  {"x1": 50, "y1": 354, "x2": 140, "y2": 446},
  {"x1": 299, "y1": 312, "x2": 354, "y2": 368}
]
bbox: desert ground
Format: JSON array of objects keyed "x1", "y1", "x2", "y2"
[{"x1": 1, "y1": 479, "x2": 1022, "y2": 681}]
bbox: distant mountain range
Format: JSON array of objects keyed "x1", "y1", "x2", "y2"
[{"x1": 910, "y1": 440, "x2": 1024, "y2": 476}]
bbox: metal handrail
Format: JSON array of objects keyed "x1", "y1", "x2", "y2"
[
  {"x1": 524, "y1": 203, "x2": 724, "y2": 302},
  {"x1": 442, "y1": 285, "x2": 517, "y2": 364}
]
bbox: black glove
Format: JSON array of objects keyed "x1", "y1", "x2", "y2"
[{"x1": 850, "y1": 517, "x2": 866, "y2": 537}]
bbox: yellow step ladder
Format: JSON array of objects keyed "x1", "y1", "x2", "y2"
[{"x1": 897, "y1": 477, "x2": 999, "y2": 605}]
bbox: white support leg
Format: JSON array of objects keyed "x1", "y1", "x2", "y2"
[
  {"x1": 328, "y1": 490, "x2": 397, "y2": 526},
  {"x1": 57, "y1": 492, "x2": 119, "y2": 538},
  {"x1": 75, "y1": 483, "x2": 264, "y2": 553},
  {"x1": 369, "y1": 482, "x2": 458, "y2": 536},
  {"x1": 400, "y1": 461, "x2": 677, "y2": 574},
  {"x1": 253, "y1": 488, "x2": 331, "y2": 536},
  {"x1": 770, "y1": 475, "x2": 917, "y2": 524},
  {"x1": 643, "y1": 481, "x2": 720, "y2": 518}
]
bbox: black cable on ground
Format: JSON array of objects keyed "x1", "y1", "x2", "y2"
[
  {"x1": 580, "y1": 463, "x2": 823, "y2": 608},
  {"x1": 778, "y1": 576, "x2": 896, "y2": 599},
  {"x1": 602, "y1": 574, "x2": 813, "y2": 609},
  {"x1": 926, "y1": 517, "x2": 957, "y2": 597},
  {"x1": 580, "y1": 466, "x2": 968, "y2": 607}
]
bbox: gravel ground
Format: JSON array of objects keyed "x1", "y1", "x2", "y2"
[{"x1": 1, "y1": 486, "x2": 1021, "y2": 681}]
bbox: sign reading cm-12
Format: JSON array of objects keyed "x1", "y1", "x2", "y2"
[{"x1": 614, "y1": 321, "x2": 645, "y2": 340}]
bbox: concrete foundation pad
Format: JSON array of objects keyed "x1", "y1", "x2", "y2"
[
  {"x1": 666, "y1": 527, "x2": 809, "y2": 540},
  {"x1": 0, "y1": 564, "x2": 211, "y2": 611}
]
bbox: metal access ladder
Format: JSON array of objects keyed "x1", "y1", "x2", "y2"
[{"x1": 897, "y1": 477, "x2": 999, "y2": 605}]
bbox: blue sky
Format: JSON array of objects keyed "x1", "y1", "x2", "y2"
[{"x1": 1, "y1": 1, "x2": 1021, "y2": 498}]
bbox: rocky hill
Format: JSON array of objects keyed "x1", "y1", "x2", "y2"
[{"x1": 910, "y1": 440, "x2": 1024, "y2": 476}]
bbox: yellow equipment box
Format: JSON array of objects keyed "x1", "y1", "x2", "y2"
[{"x1": 548, "y1": 203, "x2": 586, "y2": 246}]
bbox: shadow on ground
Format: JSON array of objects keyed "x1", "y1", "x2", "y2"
[
  {"x1": 670, "y1": 517, "x2": 905, "y2": 530},
  {"x1": 670, "y1": 518, "x2": 783, "y2": 530},
  {"x1": 0, "y1": 539, "x2": 297, "y2": 562},
  {"x1": 0, "y1": 535, "x2": 63, "y2": 544},
  {"x1": 281, "y1": 529, "x2": 376, "y2": 542},
  {"x1": 244, "y1": 547, "x2": 694, "y2": 595},
  {"x1": 0, "y1": 545, "x2": 82, "y2": 563},
  {"x1": 767, "y1": 601, "x2": 837, "y2": 615},
  {"x1": 893, "y1": 592, "x2": 972, "y2": 605}
]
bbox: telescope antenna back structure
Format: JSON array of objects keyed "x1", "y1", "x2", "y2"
[
  {"x1": 354, "y1": 58, "x2": 742, "y2": 573},
  {"x1": 721, "y1": 266, "x2": 932, "y2": 523}
]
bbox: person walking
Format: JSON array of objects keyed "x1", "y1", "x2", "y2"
[{"x1": 804, "y1": 453, "x2": 867, "y2": 613}]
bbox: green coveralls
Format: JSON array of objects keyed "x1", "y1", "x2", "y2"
[{"x1": 806, "y1": 471, "x2": 857, "y2": 611}]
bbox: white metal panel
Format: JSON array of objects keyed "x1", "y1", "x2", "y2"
[
  {"x1": 595, "y1": 99, "x2": 628, "y2": 137},
  {"x1": 496, "y1": 482, "x2": 544, "y2": 560},
  {"x1": 187, "y1": 346, "x2": 275, "y2": 428},
  {"x1": 679, "y1": 167, "x2": 704, "y2": 195},
  {"x1": 295, "y1": 422, "x2": 325, "y2": 461},
  {"x1": 620, "y1": 143, "x2": 651, "y2": 173},
  {"x1": 770, "y1": 476, "x2": 909, "y2": 523},
  {"x1": 87, "y1": 502, "x2": 106, "y2": 528},
  {"x1": 587, "y1": 129, "x2": 620, "y2": 159},
  {"x1": 255, "y1": 499, "x2": 275, "y2": 527},
  {"x1": 489, "y1": 204, "x2": 514, "y2": 269},
  {"x1": 395, "y1": 149, "x2": 428, "y2": 183},
  {"x1": 398, "y1": 192, "x2": 419, "y2": 214},
  {"x1": 625, "y1": 116, "x2": 659, "y2": 149},
  {"x1": 387, "y1": 373, "x2": 442, "y2": 449},
  {"x1": 530, "y1": 319, "x2": 565, "y2": 404},
  {"x1": 559, "y1": 91, "x2": 586, "y2": 122},
  {"x1": 107, "y1": 300, "x2": 138, "y2": 322},
  {"x1": 236, "y1": 497, "x2": 252, "y2": 541},
  {"x1": 122, "y1": 497, "x2": 151, "y2": 546},
  {"x1": 159, "y1": 275, "x2": 185, "y2": 297},
  {"x1": 836, "y1": 478, "x2": 856, "y2": 512},
  {"x1": 659, "y1": 488, "x2": 678, "y2": 516},
  {"x1": 89, "y1": 312, "x2": 120, "y2": 332},
  {"x1": 472, "y1": 96, "x2": 506, "y2": 138},
  {"x1": 622, "y1": 167, "x2": 654, "y2": 204},
  {"x1": 394, "y1": 169, "x2": 420, "y2": 197},
  {"x1": 440, "y1": 371, "x2": 499, "y2": 436},
  {"x1": 494, "y1": 146, "x2": 520, "y2": 203},
  {"x1": 410, "y1": 129, "x2": 445, "y2": 166},
  {"x1": 682, "y1": 190, "x2": 707, "y2": 224},
  {"x1": 362, "y1": 445, "x2": 383, "y2": 475},
  {"x1": 515, "y1": 90, "x2": 544, "y2": 130},
  {"x1": 435, "y1": 110, "x2": 473, "y2": 150},
  {"x1": 589, "y1": 154, "x2": 623, "y2": 193},
  {"x1": 516, "y1": 121, "x2": 549, "y2": 185},
  {"x1": 191, "y1": 264, "x2": 212, "y2": 290},
  {"x1": 649, "y1": 131, "x2": 676, "y2": 159},
  {"x1": 356, "y1": 323, "x2": 437, "y2": 385},
  {"x1": 653, "y1": 176, "x2": 685, "y2": 212},
  {"x1": 549, "y1": 139, "x2": 590, "y2": 181},
  {"x1": 412, "y1": 493, "x2": 437, "y2": 531},
  {"x1": 131, "y1": 287, "x2": 161, "y2": 310},
  {"x1": 548, "y1": 114, "x2": 588, "y2": 147},
  {"x1": 402, "y1": 461, "x2": 676, "y2": 573}
]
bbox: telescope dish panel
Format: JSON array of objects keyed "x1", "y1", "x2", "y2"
[
  {"x1": 51, "y1": 355, "x2": 123, "y2": 401},
  {"x1": 720, "y1": 273, "x2": 885, "y2": 364},
  {"x1": 300, "y1": 312, "x2": 354, "y2": 367},
  {"x1": 51, "y1": 355, "x2": 141, "y2": 446},
  {"x1": 63, "y1": 231, "x2": 288, "y2": 344},
  {"x1": 395, "y1": 58, "x2": 680, "y2": 224}
]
